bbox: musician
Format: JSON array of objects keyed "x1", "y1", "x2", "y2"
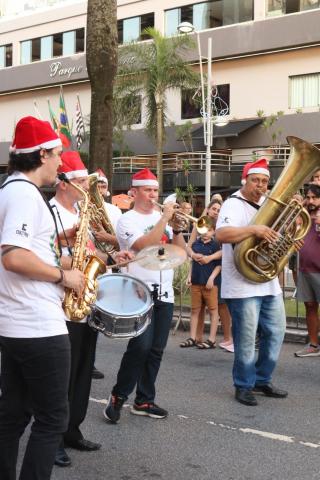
[
  {"x1": 51, "y1": 151, "x2": 101, "y2": 467},
  {"x1": 89, "y1": 169, "x2": 122, "y2": 252},
  {"x1": 216, "y1": 158, "x2": 288, "y2": 406},
  {"x1": 0, "y1": 117, "x2": 84, "y2": 480},
  {"x1": 103, "y1": 168, "x2": 185, "y2": 423}
]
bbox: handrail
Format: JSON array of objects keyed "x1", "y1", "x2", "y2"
[{"x1": 113, "y1": 146, "x2": 291, "y2": 173}]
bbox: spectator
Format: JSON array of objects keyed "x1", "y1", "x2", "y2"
[
  {"x1": 187, "y1": 199, "x2": 233, "y2": 351},
  {"x1": 294, "y1": 184, "x2": 320, "y2": 357},
  {"x1": 180, "y1": 218, "x2": 221, "y2": 349}
]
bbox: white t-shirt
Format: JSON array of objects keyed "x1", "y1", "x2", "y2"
[
  {"x1": 0, "y1": 172, "x2": 67, "y2": 338},
  {"x1": 104, "y1": 202, "x2": 122, "y2": 230},
  {"x1": 216, "y1": 190, "x2": 282, "y2": 299},
  {"x1": 116, "y1": 209, "x2": 174, "y2": 303}
]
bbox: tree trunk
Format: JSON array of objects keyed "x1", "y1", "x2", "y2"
[
  {"x1": 86, "y1": 0, "x2": 117, "y2": 192},
  {"x1": 156, "y1": 102, "x2": 164, "y2": 195}
]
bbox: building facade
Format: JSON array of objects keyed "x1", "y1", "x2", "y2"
[{"x1": 1, "y1": 0, "x2": 320, "y2": 194}]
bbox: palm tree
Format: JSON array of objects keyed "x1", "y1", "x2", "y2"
[
  {"x1": 116, "y1": 28, "x2": 199, "y2": 193},
  {"x1": 86, "y1": 0, "x2": 118, "y2": 183}
]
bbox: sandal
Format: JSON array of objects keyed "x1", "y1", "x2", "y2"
[
  {"x1": 197, "y1": 339, "x2": 216, "y2": 349},
  {"x1": 180, "y1": 337, "x2": 197, "y2": 348}
]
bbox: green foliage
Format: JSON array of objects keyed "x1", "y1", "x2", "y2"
[
  {"x1": 258, "y1": 110, "x2": 284, "y2": 147},
  {"x1": 173, "y1": 260, "x2": 190, "y2": 296},
  {"x1": 116, "y1": 27, "x2": 199, "y2": 140},
  {"x1": 175, "y1": 121, "x2": 194, "y2": 152}
]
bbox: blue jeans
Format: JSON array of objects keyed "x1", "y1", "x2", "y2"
[
  {"x1": 113, "y1": 300, "x2": 174, "y2": 403},
  {"x1": 0, "y1": 335, "x2": 70, "y2": 480},
  {"x1": 226, "y1": 295, "x2": 286, "y2": 390}
]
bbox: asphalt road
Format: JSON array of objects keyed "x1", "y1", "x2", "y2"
[{"x1": 16, "y1": 330, "x2": 320, "y2": 480}]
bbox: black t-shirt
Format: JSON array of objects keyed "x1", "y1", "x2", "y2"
[{"x1": 191, "y1": 238, "x2": 221, "y2": 285}]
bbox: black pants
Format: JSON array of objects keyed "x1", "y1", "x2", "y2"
[
  {"x1": 64, "y1": 322, "x2": 97, "y2": 444},
  {"x1": 113, "y1": 301, "x2": 174, "y2": 403},
  {"x1": 0, "y1": 335, "x2": 70, "y2": 480}
]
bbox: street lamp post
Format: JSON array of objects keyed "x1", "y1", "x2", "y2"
[{"x1": 177, "y1": 22, "x2": 228, "y2": 206}]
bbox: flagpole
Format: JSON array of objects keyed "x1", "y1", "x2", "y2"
[{"x1": 33, "y1": 101, "x2": 43, "y2": 120}]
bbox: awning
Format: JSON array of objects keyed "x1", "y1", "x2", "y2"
[{"x1": 192, "y1": 119, "x2": 262, "y2": 139}]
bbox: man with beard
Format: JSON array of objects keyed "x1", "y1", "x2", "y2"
[{"x1": 294, "y1": 184, "x2": 320, "y2": 357}]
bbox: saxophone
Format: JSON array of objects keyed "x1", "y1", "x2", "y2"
[
  {"x1": 234, "y1": 136, "x2": 320, "y2": 283},
  {"x1": 58, "y1": 173, "x2": 106, "y2": 321},
  {"x1": 88, "y1": 173, "x2": 118, "y2": 254}
]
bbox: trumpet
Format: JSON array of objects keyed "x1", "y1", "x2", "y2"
[{"x1": 152, "y1": 201, "x2": 211, "y2": 234}]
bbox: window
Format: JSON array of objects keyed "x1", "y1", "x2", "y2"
[
  {"x1": 267, "y1": 0, "x2": 320, "y2": 16},
  {"x1": 19, "y1": 27, "x2": 84, "y2": 64},
  {"x1": 181, "y1": 84, "x2": 230, "y2": 119},
  {"x1": 165, "y1": 1, "x2": 254, "y2": 36},
  {"x1": 41, "y1": 36, "x2": 53, "y2": 60},
  {"x1": 118, "y1": 13, "x2": 154, "y2": 44},
  {"x1": 76, "y1": 28, "x2": 85, "y2": 53},
  {"x1": 21, "y1": 40, "x2": 32, "y2": 64},
  {"x1": 289, "y1": 73, "x2": 320, "y2": 108},
  {"x1": 0, "y1": 44, "x2": 12, "y2": 68}
]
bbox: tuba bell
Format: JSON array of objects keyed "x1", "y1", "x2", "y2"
[{"x1": 234, "y1": 136, "x2": 320, "y2": 283}]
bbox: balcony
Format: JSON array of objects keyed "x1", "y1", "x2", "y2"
[{"x1": 112, "y1": 146, "x2": 291, "y2": 193}]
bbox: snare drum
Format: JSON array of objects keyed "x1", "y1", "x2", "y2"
[{"x1": 88, "y1": 273, "x2": 153, "y2": 338}]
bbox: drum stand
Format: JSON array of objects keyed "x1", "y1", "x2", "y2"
[{"x1": 151, "y1": 270, "x2": 168, "y2": 302}]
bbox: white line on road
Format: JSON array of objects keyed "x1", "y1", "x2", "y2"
[{"x1": 90, "y1": 397, "x2": 320, "y2": 449}]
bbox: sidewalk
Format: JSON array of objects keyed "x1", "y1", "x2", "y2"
[{"x1": 172, "y1": 306, "x2": 308, "y2": 344}]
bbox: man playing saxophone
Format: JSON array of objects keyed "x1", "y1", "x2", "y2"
[
  {"x1": 216, "y1": 158, "x2": 288, "y2": 407},
  {"x1": 51, "y1": 151, "x2": 131, "y2": 467}
]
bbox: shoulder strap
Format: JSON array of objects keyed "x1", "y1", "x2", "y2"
[
  {"x1": 230, "y1": 195, "x2": 260, "y2": 211},
  {"x1": 0, "y1": 179, "x2": 62, "y2": 257}
]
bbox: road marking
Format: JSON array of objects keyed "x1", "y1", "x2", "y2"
[{"x1": 90, "y1": 397, "x2": 320, "y2": 449}]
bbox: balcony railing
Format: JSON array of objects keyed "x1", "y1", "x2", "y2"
[{"x1": 113, "y1": 146, "x2": 292, "y2": 173}]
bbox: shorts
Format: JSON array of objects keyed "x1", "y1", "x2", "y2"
[
  {"x1": 191, "y1": 284, "x2": 218, "y2": 311},
  {"x1": 297, "y1": 272, "x2": 320, "y2": 303}
]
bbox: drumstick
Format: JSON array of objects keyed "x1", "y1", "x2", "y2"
[{"x1": 110, "y1": 254, "x2": 148, "y2": 270}]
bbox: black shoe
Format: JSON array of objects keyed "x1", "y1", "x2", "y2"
[
  {"x1": 253, "y1": 383, "x2": 288, "y2": 398},
  {"x1": 92, "y1": 366, "x2": 104, "y2": 379},
  {"x1": 235, "y1": 388, "x2": 258, "y2": 406},
  {"x1": 131, "y1": 402, "x2": 168, "y2": 419},
  {"x1": 103, "y1": 394, "x2": 126, "y2": 423},
  {"x1": 54, "y1": 447, "x2": 71, "y2": 467},
  {"x1": 64, "y1": 438, "x2": 101, "y2": 451}
]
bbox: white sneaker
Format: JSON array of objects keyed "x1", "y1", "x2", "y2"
[{"x1": 294, "y1": 344, "x2": 320, "y2": 357}]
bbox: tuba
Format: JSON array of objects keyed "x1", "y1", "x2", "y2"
[
  {"x1": 58, "y1": 173, "x2": 106, "y2": 321},
  {"x1": 234, "y1": 136, "x2": 320, "y2": 283},
  {"x1": 88, "y1": 173, "x2": 118, "y2": 254}
]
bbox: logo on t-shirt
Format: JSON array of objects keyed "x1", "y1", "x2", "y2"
[
  {"x1": 222, "y1": 216, "x2": 230, "y2": 224},
  {"x1": 144, "y1": 225, "x2": 170, "y2": 243},
  {"x1": 16, "y1": 223, "x2": 29, "y2": 238}
]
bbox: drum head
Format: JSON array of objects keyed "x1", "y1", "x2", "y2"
[{"x1": 95, "y1": 273, "x2": 152, "y2": 317}]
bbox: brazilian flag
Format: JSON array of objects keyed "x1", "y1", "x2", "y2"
[{"x1": 59, "y1": 88, "x2": 72, "y2": 147}]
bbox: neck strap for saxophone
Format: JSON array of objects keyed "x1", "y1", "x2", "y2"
[{"x1": 0, "y1": 179, "x2": 62, "y2": 258}]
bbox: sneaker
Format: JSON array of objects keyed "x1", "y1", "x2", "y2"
[
  {"x1": 131, "y1": 402, "x2": 168, "y2": 419},
  {"x1": 103, "y1": 394, "x2": 125, "y2": 423},
  {"x1": 294, "y1": 344, "x2": 320, "y2": 357}
]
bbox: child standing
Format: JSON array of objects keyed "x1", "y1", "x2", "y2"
[{"x1": 180, "y1": 219, "x2": 221, "y2": 349}]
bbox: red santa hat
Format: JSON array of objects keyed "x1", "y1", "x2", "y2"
[
  {"x1": 132, "y1": 168, "x2": 158, "y2": 187},
  {"x1": 96, "y1": 168, "x2": 108, "y2": 185},
  {"x1": 241, "y1": 158, "x2": 270, "y2": 185},
  {"x1": 58, "y1": 151, "x2": 88, "y2": 180},
  {"x1": 10, "y1": 116, "x2": 62, "y2": 154}
]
